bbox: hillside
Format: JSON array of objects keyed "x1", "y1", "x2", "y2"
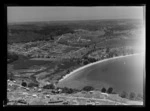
[{"x1": 7, "y1": 19, "x2": 145, "y2": 105}]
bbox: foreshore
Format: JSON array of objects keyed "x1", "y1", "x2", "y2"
[{"x1": 58, "y1": 53, "x2": 144, "y2": 83}]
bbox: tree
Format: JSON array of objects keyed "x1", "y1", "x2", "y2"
[
  {"x1": 61, "y1": 87, "x2": 68, "y2": 93},
  {"x1": 51, "y1": 36, "x2": 54, "y2": 40},
  {"x1": 66, "y1": 70, "x2": 70, "y2": 74},
  {"x1": 28, "y1": 82, "x2": 39, "y2": 88},
  {"x1": 61, "y1": 87, "x2": 74, "y2": 94},
  {"x1": 83, "y1": 60, "x2": 89, "y2": 65},
  {"x1": 7, "y1": 98, "x2": 9, "y2": 103},
  {"x1": 7, "y1": 52, "x2": 19, "y2": 63},
  {"x1": 129, "y1": 92, "x2": 136, "y2": 100},
  {"x1": 107, "y1": 87, "x2": 113, "y2": 94},
  {"x1": 106, "y1": 48, "x2": 110, "y2": 53},
  {"x1": 119, "y1": 91, "x2": 128, "y2": 98},
  {"x1": 88, "y1": 58, "x2": 97, "y2": 63},
  {"x1": 77, "y1": 59, "x2": 81, "y2": 65},
  {"x1": 21, "y1": 81, "x2": 27, "y2": 87},
  {"x1": 43, "y1": 84, "x2": 55, "y2": 89},
  {"x1": 67, "y1": 88, "x2": 74, "y2": 94},
  {"x1": 136, "y1": 94, "x2": 143, "y2": 101},
  {"x1": 82, "y1": 86, "x2": 94, "y2": 92},
  {"x1": 101, "y1": 87, "x2": 106, "y2": 93}
]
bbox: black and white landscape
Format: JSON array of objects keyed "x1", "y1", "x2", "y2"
[{"x1": 7, "y1": 6, "x2": 145, "y2": 105}]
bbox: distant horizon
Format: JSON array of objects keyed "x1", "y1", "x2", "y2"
[
  {"x1": 8, "y1": 7, "x2": 144, "y2": 24},
  {"x1": 8, "y1": 18, "x2": 143, "y2": 24}
]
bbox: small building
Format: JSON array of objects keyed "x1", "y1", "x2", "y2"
[
  {"x1": 45, "y1": 95, "x2": 50, "y2": 98},
  {"x1": 37, "y1": 88, "x2": 42, "y2": 92},
  {"x1": 89, "y1": 91, "x2": 94, "y2": 94}
]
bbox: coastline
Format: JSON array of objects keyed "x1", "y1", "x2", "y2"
[{"x1": 58, "y1": 53, "x2": 144, "y2": 83}]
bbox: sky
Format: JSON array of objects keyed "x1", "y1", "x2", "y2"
[{"x1": 7, "y1": 6, "x2": 144, "y2": 23}]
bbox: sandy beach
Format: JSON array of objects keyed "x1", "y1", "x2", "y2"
[{"x1": 58, "y1": 53, "x2": 144, "y2": 83}]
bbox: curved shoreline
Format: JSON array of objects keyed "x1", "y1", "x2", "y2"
[{"x1": 58, "y1": 53, "x2": 144, "y2": 83}]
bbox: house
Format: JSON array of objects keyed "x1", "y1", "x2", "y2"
[
  {"x1": 32, "y1": 94, "x2": 37, "y2": 97},
  {"x1": 51, "y1": 89, "x2": 60, "y2": 94},
  {"x1": 45, "y1": 95, "x2": 50, "y2": 98},
  {"x1": 37, "y1": 88, "x2": 42, "y2": 92},
  {"x1": 89, "y1": 91, "x2": 94, "y2": 94},
  {"x1": 86, "y1": 102, "x2": 95, "y2": 105}
]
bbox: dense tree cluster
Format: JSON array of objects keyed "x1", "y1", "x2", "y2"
[
  {"x1": 82, "y1": 86, "x2": 94, "y2": 92},
  {"x1": 61, "y1": 87, "x2": 75, "y2": 94},
  {"x1": 8, "y1": 25, "x2": 74, "y2": 43},
  {"x1": 8, "y1": 19, "x2": 141, "y2": 44},
  {"x1": 81, "y1": 56, "x2": 97, "y2": 65},
  {"x1": 43, "y1": 84, "x2": 55, "y2": 89}
]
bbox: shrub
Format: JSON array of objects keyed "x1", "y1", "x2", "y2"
[
  {"x1": 136, "y1": 94, "x2": 143, "y2": 101},
  {"x1": 83, "y1": 60, "x2": 89, "y2": 65},
  {"x1": 101, "y1": 87, "x2": 106, "y2": 93},
  {"x1": 67, "y1": 88, "x2": 74, "y2": 94},
  {"x1": 106, "y1": 48, "x2": 110, "y2": 53},
  {"x1": 7, "y1": 52, "x2": 19, "y2": 63},
  {"x1": 8, "y1": 72, "x2": 14, "y2": 81},
  {"x1": 66, "y1": 70, "x2": 70, "y2": 74},
  {"x1": 72, "y1": 89, "x2": 79, "y2": 93},
  {"x1": 7, "y1": 98, "x2": 9, "y2": 103},
  {"x1": 129, "y1": 92, "x2": 136, "y2": 100},
  {"x1": 111, "y1": 91, "x2": 117, "y2": 94},
  {"x1": 119, "y1": 91, "x2": 128, "y2": 98},
  {"x1": 43, "y1": 84, "x2": 55, "y2": 89},
  {"x1": 107, "y1": 87, "x2": 113, "y2": 94},
  {"x1": 17, "y1": 99, "x2": 27, "y2": 104},
  {"x1": 21, "y1": 81, "x2": 27, "y2": 87},
  {"x1": 82, "y1": 86, "x2": 94, "y2": 92},
  {"x1": 61, "y1": 87, "x2": 68, "y2": 93},
  {"x1": 28, "y1": 82, "x2": 39, "y2": 88},
  {"x1": 61, "y1": 87, "x2": 75, "y2": 94}
]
